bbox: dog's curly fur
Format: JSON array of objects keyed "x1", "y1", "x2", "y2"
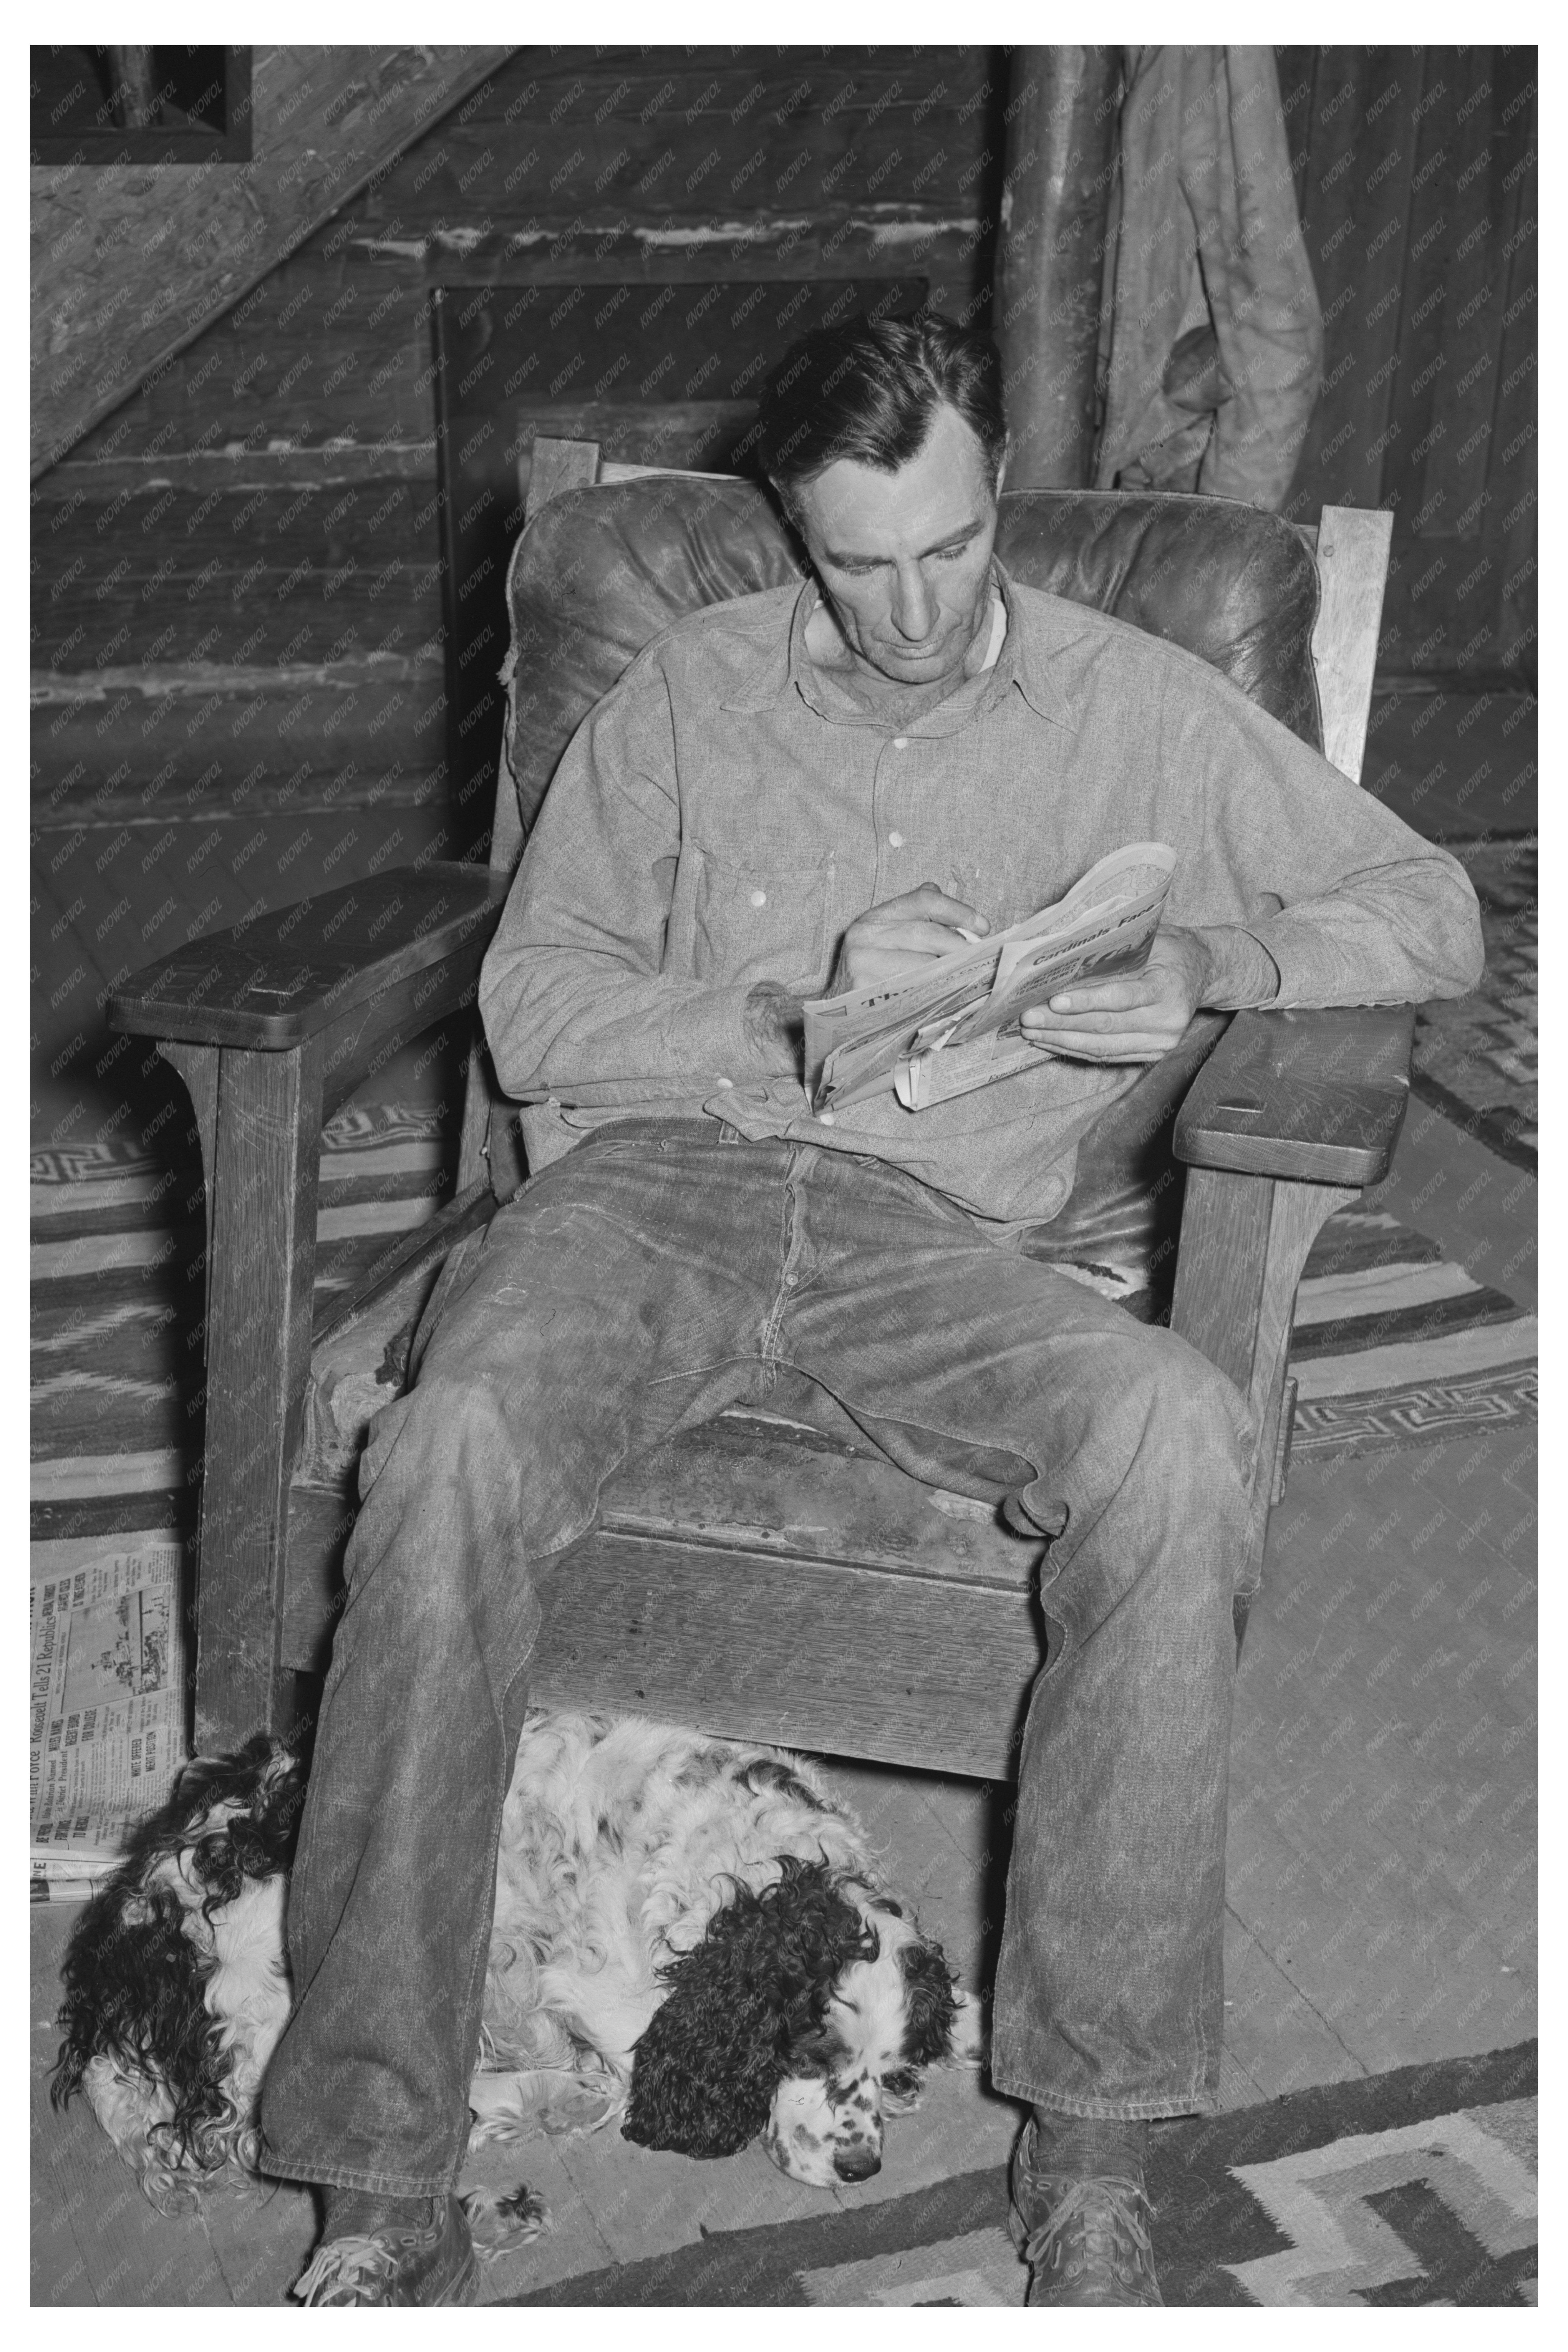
[
  {"x1": 53, "y1": 1710, "x2": 980, "y2": 2215},
  {"x1": 52, "y1": 1734, "x2": 303, "y2": 2207},
  {"x1": 624, "y1": 1856, "x2": 881, "y2": 2158}
]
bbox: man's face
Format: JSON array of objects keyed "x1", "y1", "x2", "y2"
[{"x1": 789, "y1": 403, "x2": 1005, "y2": 691}]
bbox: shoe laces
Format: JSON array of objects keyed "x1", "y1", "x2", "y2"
[
  {"x1": 1018, "y1": 2171, "x2": 1156, "y2": 2285},
  {"x1": 295, "y1": 2233, "x2": 401, "y2": 2305}
]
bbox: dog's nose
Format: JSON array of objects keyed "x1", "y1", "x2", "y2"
[{"x1": 834, "y1": 2146, "x2": 882, "y2": 2182}]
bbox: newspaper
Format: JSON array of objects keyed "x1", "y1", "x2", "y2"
[
  {"x1": 30, "y1": 1541, "x2": 187, "y2": 1900},
  {"x1": 804, "y1": 843, "x2": 1178, "y2": 1115}
]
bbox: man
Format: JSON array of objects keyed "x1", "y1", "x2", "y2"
[{"x1": 260, "y1": 315, "x2": 1481, "y2": 2304}]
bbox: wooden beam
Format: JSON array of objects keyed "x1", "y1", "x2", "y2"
[
  {"x1": 994, "y1": 48, "x2": 1120, "y2": 487},
  {"x1": 196, "y1": 1034, "x2": 325, "y2": 1745},
  {"x1": 31, "y1": 44, "x2": 514, "y2": 477}
]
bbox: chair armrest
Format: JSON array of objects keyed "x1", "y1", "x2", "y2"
[
  {"x1": 107, "y1": 862, "x2": 510, "y2": 1050},
  {"x1": 1174, "y1": 1004, "x2": 1415, "y2": 1188}
]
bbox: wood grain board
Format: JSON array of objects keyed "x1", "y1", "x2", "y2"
[
  {"x1": 31, "y1": 45, "x2": 512, "y2": 473},
  {"x1": 1280, "y1": 46, "x2": 1537, "y2": 685}
]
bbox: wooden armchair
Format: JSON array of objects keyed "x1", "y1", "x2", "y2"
[{"x1": 110, "y1": 444, "x2": 1405, "y2": 1774}]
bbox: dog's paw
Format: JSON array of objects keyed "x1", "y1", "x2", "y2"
[
  {"x1": 948, "y1": 1986, "x2": 989, "y2": 2065},
  {"x1": 459, "y1": 2181, "x2": 551, "y2": 2258}
]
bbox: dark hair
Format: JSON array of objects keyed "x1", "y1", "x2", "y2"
[{"x1": 753, "y1": 312, "x2": 1007, "y2": 514}]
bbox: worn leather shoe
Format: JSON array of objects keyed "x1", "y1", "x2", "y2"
[
  {"x1": 293, "y1": 2192, "x2": 481, "y2": 2306},
  {"x1": 1009, "y1": 2115, "x2": 1162, "y2": 2307}
]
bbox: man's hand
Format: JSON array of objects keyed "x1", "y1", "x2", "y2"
[
  {"x1": 833, "y1": 882, "x2": 989, "y2": 993},
  {"x1": 744, "y1": 981, "x2": 804, "y2": 1058},
  {"x1": 1018, "y1": 926, "x2": 1212, "y2": 1064}
]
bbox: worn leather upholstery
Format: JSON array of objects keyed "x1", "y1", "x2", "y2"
[
  {"x1": 502, "y1": 477, "x2": 1321, "y2": 838},
  {"x1": 497, "y1": 476, "x2": 1324, "y2": 1286}
]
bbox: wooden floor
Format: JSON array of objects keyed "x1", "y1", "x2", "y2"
[{"x1": 30, "y1": 688, "x2": 1536, "y2": 2305}]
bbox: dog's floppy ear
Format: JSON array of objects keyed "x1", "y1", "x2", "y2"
[
  {"x1": 50, "y1": 1732, "x2": 305, "y2": 2180},
  {"x1": 898, "y1": 1937, "x2": 961, "y2": 2067},
  {"x1": 623, "y1": 1858, "x2": 873, "y2": 2158}
]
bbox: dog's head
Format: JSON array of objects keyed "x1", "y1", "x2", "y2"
[
  {"x1": 760, "y1": 1890, "x2": 969, "y2": 2186},
  {"x1": 622, "y1": 1860, "x2": 968, "y2": 2184}
]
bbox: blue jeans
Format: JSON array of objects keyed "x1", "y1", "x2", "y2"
[{"x1": 259, "y1": 1122, "x2": 1250, "y2": 2195}]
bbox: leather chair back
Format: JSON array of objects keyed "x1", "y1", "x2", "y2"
[
  {"x1": 502, "y1": 477, "x2": 1321, "y2": 839},
  {"x1": 498, "y1": 478, "x2": 1325, "y2": 1291}
]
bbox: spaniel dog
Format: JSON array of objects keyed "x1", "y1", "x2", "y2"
[{"x1": 52, "y1": 1710, "x2": 981, "y2": 2240}]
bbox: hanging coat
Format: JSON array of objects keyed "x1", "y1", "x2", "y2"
[{"x1": 1095, "y1": 46, "x2": 1323, "y2": 510}]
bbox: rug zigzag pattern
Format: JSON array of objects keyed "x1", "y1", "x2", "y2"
[{"x1": 500, "y1": 2043, "x2": 1536, "y2": 2308}]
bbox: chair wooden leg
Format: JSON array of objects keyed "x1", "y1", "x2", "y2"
[
  {"x1": 157, "y1": 1038, "x2": 219, "y2": 1275},
  {"x1": 192, "y1": 1036, "x2": 326, "y2": 1749},
  {"x1": 1172, "y1": 1165, "x2": 1357, "y2": 1588}
]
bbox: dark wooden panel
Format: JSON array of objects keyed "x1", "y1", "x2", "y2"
[
  {"x1": 31, "y1": 664, "x2": 447, "y2": 821},
  {"x1": 533, "y1": 1532, "x2": 1041, "y2": 1782},
  {"x1": 442, "y1": 273, "x2": 932, "y2": 416},
  {"x1": 1382, "y1": 54, "x2": 1504, "y2": 536},
  {"x1": 31, "y1": 45, "x2": 510, "y2": 474},
  {"x1": 45, "y1": 443, "x2": 439, "y2": 494},
  {"x1": 32, "y1": 478, "x2": 439, "y2": 671},
  {"x1": 1281, "y1": 44, "x2": 1536, "y2": 682},
  {"x1": 1290, "y1": 49, "x2": 1418, "y2": 518},
  {"x1": 1490, "y1": 68, "x2": 1537, "y2": 680},
  {"x1": 32, "y1": 472, "x2": 433, "y2": 583},
  {"x1": 348, "y1": 222, "x2": 990, "y2": 311},
  {"x1": 51, "y1": 253, "x2": 436, "y2": 460},
  {"x1": 359, "y1": 45, "x2": 1000, "y2": 227}
]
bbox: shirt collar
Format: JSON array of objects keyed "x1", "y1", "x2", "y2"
[{"x1": 721, "y1": 557, "x2": 1076, "y2": 730}]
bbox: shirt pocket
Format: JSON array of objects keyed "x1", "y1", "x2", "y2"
[{"x1": 690, "y1": 851, "x2": 833, "y2": 989}]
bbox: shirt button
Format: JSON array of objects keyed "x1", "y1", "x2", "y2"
[
  {"x1": 817, "y1": 1110, "x2": 837, "y2": 1126},
  {"x1": 892, "y1": 735, "x2": 910, "y2": 749},
  {"x1": 715, "y1": 1077, "x2": 734, "y2": 1089},
  {"x1": 749, "y1": 888, "x2": 767, "y2": 907},
  {"x1": 888, "y1": 830, "x2": 904, "y2": 847}
]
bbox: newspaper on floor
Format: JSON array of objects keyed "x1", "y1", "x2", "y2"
[
  {"x1": 804, "y1": 842, "x2": 1178, "y2": 1115},
  {"x1": 30, "y1": 1541, "x2": 187, "y2": 1901}
]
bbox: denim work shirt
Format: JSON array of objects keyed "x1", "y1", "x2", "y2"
[{"x1": 479, "y1": 565, "x2": 1483, "y2": 1233}]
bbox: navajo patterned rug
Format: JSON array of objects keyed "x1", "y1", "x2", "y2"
[
  {"x1": 504, "y1": 2042, "x2": 1537, "y2": 2307},
  {"x1": 1411, "y1": 836, "x2": 1537, "y2": 1175}
]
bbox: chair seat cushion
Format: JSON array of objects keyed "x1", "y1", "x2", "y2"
[{"x1": 597, "y1": 1371, "x2": 1047, "y2": 1593}]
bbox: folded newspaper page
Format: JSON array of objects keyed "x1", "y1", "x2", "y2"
[
  {"x1": 804, "y1": 843, "x2": 1177, "y2": 1115},
  {"x1": 30, "y1": 1541, "x2": 187, "y2": 1900}
]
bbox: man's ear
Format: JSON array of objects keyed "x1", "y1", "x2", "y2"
[{"x1": 993, "y1": 436, "x2": 1011, "y2": 500}]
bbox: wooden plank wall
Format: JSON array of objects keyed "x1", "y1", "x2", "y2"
[
  {"x1": 30, "y1": 46, "x2": 511, "y2": 477},
  {"x1": 1278, "y1": 45, "x2": 1537, "y2": 686},
  {"x1": 31, "y1": 47, "x2": 1000, "y2": 1120},
  {"x1": 31, "y1": 43, "x2": 1537, "y2": 1127}
]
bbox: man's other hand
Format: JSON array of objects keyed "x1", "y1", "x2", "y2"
[
  {"x1": 1018, "y1": 926, "x2": 1212, "y2": 1064},
  {"x1": 833, "y1": 883, "x2": 989, "y2": 992}
]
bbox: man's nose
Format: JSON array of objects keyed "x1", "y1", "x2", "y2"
[
  {"x1": 834, "y1": 2145, "x2": 882, "y2": 2182},
  {"x1": 889, "y1": 564, "x2": 936, "y2": 641}
]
